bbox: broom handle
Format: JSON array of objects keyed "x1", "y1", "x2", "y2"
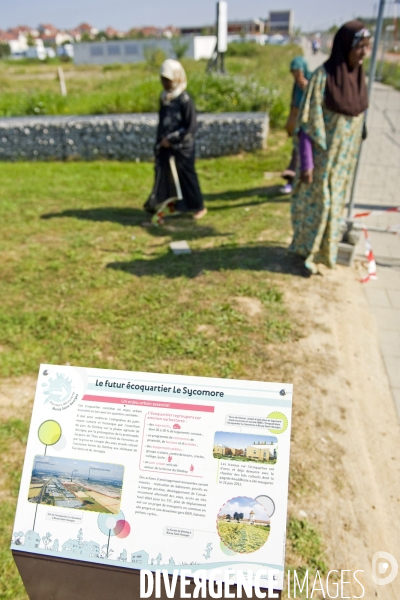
[{"x1": 169, "y1": 155, "x2": 183, "y2": 201}]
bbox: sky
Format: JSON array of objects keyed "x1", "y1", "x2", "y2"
[
  {"x1": 2, "y1": 1, "x2": 380, "y2": 34},
  {"x1": 218, "y1": 496, "x2": 269, "y2": 519},
  {"x1": 214, "y1": 431, "x2": 277, "y2": 448}
]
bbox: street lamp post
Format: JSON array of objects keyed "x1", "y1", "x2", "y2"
[{"x1": 347, "y1": 0, "x2": 387, "y2": 218}]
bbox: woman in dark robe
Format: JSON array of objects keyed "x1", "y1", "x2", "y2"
[{"x1": 144, "y1": 59, "x2": 206, "y2": 225}]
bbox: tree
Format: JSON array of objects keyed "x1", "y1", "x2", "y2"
[
  {"x1": 126, "y1": 29, "x2": 145, "y2": 40},
  {"x1": 144, "y1": 47, "x2": 167, "y2": 71},
  {"x1": 99, "y1": 544, "x2": 114, "y2": 559},
  {"x1": 77, "y1": 528, "x2": 83, "y2": 549},
  {"x1": 95, "y1": 31, "x2": 109, "y2": 41},
  {"x1": 42, "y1": 532, "x2": 52, "y2": 549},
  {"x1": 13, "y1": 531, "x2": 24, "y2": 545},
  {"x1": 0, "y1": 43, "x2": 10, "y2": 58},
  {"x1": 118, "y1": 549, "x2": 127, "y2": 562},
  {"x1": 233, "y1": 512, "x2": 240, "y2": 522},
  {"x1": 26, "y1": 33, "x2": 36, "y2": 47}
]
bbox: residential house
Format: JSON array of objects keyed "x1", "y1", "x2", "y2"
[
  {"x1": 82, "y1": 540, "x2": 100, "y2": 557},
  {"x1": 38, "y1": 23, "x2": 58, "y2": 37},
  {"x1": 246, "y1": 443, "x2": 277, "y2": 462},
  {"x1": 24, "y1": 530, "x2": 41, "y2": 549},
  {"x1": 131, "y1": 550, "x2": 149, "y2": 565},
  {"x1": 0, "y1": 30, "x2": 28, "y2": 56},
  {"x1": 41, "y1": 32, "x2": 73, "y2": 47},
  {"x1": 213, "y1": 445, "x2": 244, "y2": 456},
  {"x1": 105, "y1": 27, "x2": 125, "y2": 39},
  {"x1": 162, "y1": 26, "x2": 181, "y2": 39},
  {"x1": 267, "y1": 11, "x2": 294, "y2": 36},
  {"x1": 227, "y1": 19, "x2": 265, "y2": 35},
  {"x1": 76, "y1": 23, "x2": 99, "y2": 39},
  {"x1": 62, "y1": 538, "x2": 81, "y2": 555},
  {"x1": 68, "y1": 28, "x2": 83, "y2": 42}
]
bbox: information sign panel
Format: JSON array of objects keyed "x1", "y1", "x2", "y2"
[{"x1": 11, "y1": 365, "x2": 292, "y2": 592}]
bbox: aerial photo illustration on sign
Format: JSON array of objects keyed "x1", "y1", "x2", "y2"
[{"x1": 28, "y1": 456, "x2": 124, "y2": 514}]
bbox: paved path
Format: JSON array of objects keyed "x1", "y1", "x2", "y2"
[
  {"x1": 351, "y1": 81, "x2": 400, "y2": 419},
  {"x1": 302, "y1": 43, "x2": 400, "y2": 419}
]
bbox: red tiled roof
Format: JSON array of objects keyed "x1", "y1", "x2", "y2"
[
  {"x1": 0, "y1": 29, "x2": 18, "y2": 41},
  {"x1": 76, "y1": 22, "x2": 94, "y2": 32}
]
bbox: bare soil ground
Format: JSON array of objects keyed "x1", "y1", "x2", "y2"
[
  {"x1": 284, "y1": 264, "x2": 400, "y2": 598},
  {"x1": 1, "y1": 265, "x2": 399, "y2": 597}
]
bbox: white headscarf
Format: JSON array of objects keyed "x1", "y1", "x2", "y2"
[{"x1": 160, "y1": 59, "x2": 187, "y2": 104}]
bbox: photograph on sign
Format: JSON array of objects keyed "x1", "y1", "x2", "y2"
[
  {"x1": 213, "y1": 432, "x2": 278, "y2": 464},
  {"x1": 217, "y1": 496, "x2": 271, "y2": 553},
  {"x1": 11, "y1": 365, "x2": 292, "y2": 591},
  {"x1": 28, "y1": 456, "x2": 124, "y2": 514}
]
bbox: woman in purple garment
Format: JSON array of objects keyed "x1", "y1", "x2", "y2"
[
  {"x1": 280, "y1": 56, "x2": 312, "y2": 195},
  {"x1": 289, "y1": 21, "x2": 370, "y2": 275}
]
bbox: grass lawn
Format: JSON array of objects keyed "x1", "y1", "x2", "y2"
[
  {"x1": 213, "y1": 453, "x2": 277, "y2": 463},
  {"x1": 0, "y1": 133, "x2": 299, "y2": 380},
  {"x1": 0, "y1": 133, "x2": 328, "y2": 598},
  {"x1": 217, "y1": 521, "x2": 271, "y2": 553},
  {"x1": 0, "y1": 44, "x2": 300, "y2": 126}
]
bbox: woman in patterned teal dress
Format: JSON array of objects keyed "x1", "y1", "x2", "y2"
[{"x1": 289, "y1": 21, "x2": 370, "y2": 274}]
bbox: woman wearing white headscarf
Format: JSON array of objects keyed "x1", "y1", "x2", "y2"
[{"x1": 144, "y1": 59, "x2": 206, "y2": 224}]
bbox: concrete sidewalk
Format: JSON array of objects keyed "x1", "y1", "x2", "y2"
[
  {"x1": 302, "y1": 43, "x2": 400, "y2": 419},
  {"x1": 351, "y1": 81, "x2": 400, "y2": 419}
]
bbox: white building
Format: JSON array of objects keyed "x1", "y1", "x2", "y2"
[
  {"x1": 268, "y1": 11, "x2": 294, "y2": 36},
  {"x1": 57, "y1": 44, "x2": 74, "y2": 59},
  {"x1": 73, "y1": 36, "x2": 216, "y2": 66},
  {"x1": 7, "y1": 33, "x2": 29, "y2": 57}
]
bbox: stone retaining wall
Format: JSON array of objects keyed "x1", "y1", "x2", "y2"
[{"x1": 0, "y1": 112, "x2": 269, "y2": 162}]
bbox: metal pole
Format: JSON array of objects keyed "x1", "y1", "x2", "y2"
[
  {"x1": 347, "y1": 0, "x2": 386, "y2": 218},
  {"x1": 368, "y1": 0, "x2": 386, "y2": 98}
]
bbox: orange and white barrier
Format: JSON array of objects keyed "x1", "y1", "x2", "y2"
[
  {"x1": 353, "y1": 207, "x2": 400, "y2": 234},
  {"x1": 351, "y1": 206, "x2": 399, "y2": 282},
  {"x1": 360, "y1": 226, "x2": 377, "y2": 283}
]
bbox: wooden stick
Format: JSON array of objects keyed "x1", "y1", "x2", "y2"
[{"x1": 57, "y1": 66, "x2": 67, "y2": 96}]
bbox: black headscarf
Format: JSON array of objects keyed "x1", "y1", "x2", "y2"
[{"x1": 324, "y1": 20, "x2": 369, "y2": 117}]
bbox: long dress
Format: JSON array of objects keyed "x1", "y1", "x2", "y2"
[
  {"x1": 144, "y1": 91, "x2": 204, "y2": 214},
  {"x1": 289, "y1": 66, "x2": 364, "y2": 271}
]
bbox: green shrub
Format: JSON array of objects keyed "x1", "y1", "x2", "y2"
[
  {"x1": 226, "y1": 42, "x2": 262, "y2": 57},
  {"x1": 188, "y1": 73, "x2": 288, "y2": 127},
  {"x1": 24, "y1": 92, "x2": 67, "y2": 116},
  {"x1": 0, "y1": 43, "x2": 10, "y2": 59},
  {"x1": 0, "y1": 45, "x2": 298, "y2": 127},
  {"x1": 144, "y1": 47, "x2": 167, "y2": 71}
]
